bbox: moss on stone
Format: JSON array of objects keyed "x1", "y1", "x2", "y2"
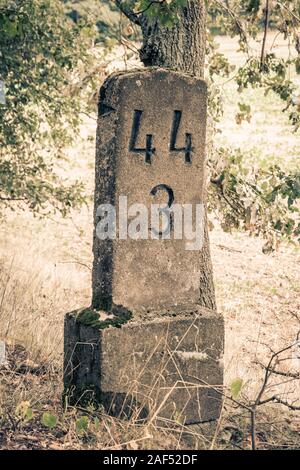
[{"x1": 75, "y1": 305, "x2": 132, "y2": 329}]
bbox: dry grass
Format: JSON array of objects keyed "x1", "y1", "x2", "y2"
[{"x1": 0, "y1": 33, "x2": 300, "y2": 449}]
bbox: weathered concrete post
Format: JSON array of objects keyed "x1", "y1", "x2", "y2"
[{"x1": 64, "y1": 68, "x2": 224, "y2": 427}]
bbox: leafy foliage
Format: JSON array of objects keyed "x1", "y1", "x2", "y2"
[
  {"x1": 205, "y1": 1, "x2": 300, "y2": 249},
  {"x1": 133, "y1": 0, "x2": 188, "y2": 28},
  {"x1": 209, "y1": 147, "x2": 300, "y2": 250},
  {"x1": 63, "y1": 0, "x2": 124, "y2": 47},
  {"x1": 0, "y1": 0, "x2": 93, "y2": 215},
  {"x1": 206, "y1": 1, "x2": 300, "y2": 130}
]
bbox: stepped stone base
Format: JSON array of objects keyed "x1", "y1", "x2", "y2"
[{"x1": 64, "y1": 305, "x2": 224, "y2": 425}]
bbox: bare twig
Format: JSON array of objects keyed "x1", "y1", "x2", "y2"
[
  {"x1": 115, "y1": 0, "x2": 166, "y2": 24},
  {"x1": 58, "y1": 260, "x2": 92, "y2": 271},
  {"x1": 260, "y1": 0, "x2": 270, "y2": 71},
  {"x1": 271, "y1": 397, "x2": 300, "y2": 410},
  {"x1": 250, "y1": 333, "x2": 300, "y2": 449},
  {"x1": 0, "y1": 197, "x2": 26, "y2": 201},
  {"x1": 214, "y1": 0, "x2": 248, "y2": 49},
  {"x1": 276, "y1": 1, "x2": 300, "y2": 23},
  {"x1": 257, "y1": 395, "x2": 300, "y2": 410},
  {"x1": 133, "y1": 0, "x2": 166, "y2": 16},
  {"x1": 255, "y1": 361, "x2": 299, "y2": 379}
]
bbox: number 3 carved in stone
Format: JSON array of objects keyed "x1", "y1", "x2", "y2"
[{"x1": 150, "y1": 184, "x2": 174, "y2": 238}]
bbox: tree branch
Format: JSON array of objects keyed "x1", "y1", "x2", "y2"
[
  {"x1": 257, "y1": 395, "x2": 300, "y2": 410},
  {"x1": 272, "y1": 397, "x2": 300, "y2": 410},
  {"x1": 214, "y1": 0, "x2": 248, "y2": 49},
  {"x1": 276, "y1": 1, "x2": 300, "y2": 23},
  {"x1": 250, "y1": 334, "x2": 300, "y2": 449},
  {"x1": 255, "y1": 361, "x2": 300, "y2": 379},
  {"x1": 260, "y1": 0, "x2": 270, "y2": 71},
  {"x1": 0, "y1": 197, "x2": 26, "y2": 202},
  {"x1": 115, "y1": 0, "x2": 141, "y2": 25},
  {"x1": 134, "y1": 0, "x2": 166, "y2": 15}
]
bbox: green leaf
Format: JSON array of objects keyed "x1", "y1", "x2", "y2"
[
  {"x1": 230, "y1": 378, "x2": 243, "y2": 399},
  {"x1": 15, "y1": 401, "x2": 34, "y2": 422},
  {"x1": 3, "y1": 18, "x2": 19, "y2": 38},
  {"x1": 41, "y1": 412, "x2": 58, "y2": 429},
  {"x1": 76, "y1": 416, "x2": 89, "y2": 435},
  {"x1": 93, "y1": 416, "x2": 100, "y2": 432},
  {"x1": 25, "y1": 408, "x2": 34, "y2": 421}
]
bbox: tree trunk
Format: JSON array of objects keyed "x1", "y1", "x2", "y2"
[
  {"x1": 139, "y1": 1, "x2": 216, "y2": 310},
  {"x1": 140, "y1": 1, "x2": 206, "y2": 78}
]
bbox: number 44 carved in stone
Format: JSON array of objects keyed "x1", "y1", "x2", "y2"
[{"x1": 129, "y1": 110, "x2": 193, "y2": 164}]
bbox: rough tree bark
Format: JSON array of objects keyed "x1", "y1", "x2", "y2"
[
  {"x1": 140, "y1": 1, "x2": 206, "y2": 77},
  {"x1": 116, "y1": 0, "x2": 216, "y2": 310}
]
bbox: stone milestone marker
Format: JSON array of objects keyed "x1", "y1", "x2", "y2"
[{"x1": 64, "y1": 69, "x2": 224, "y2": 426}]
